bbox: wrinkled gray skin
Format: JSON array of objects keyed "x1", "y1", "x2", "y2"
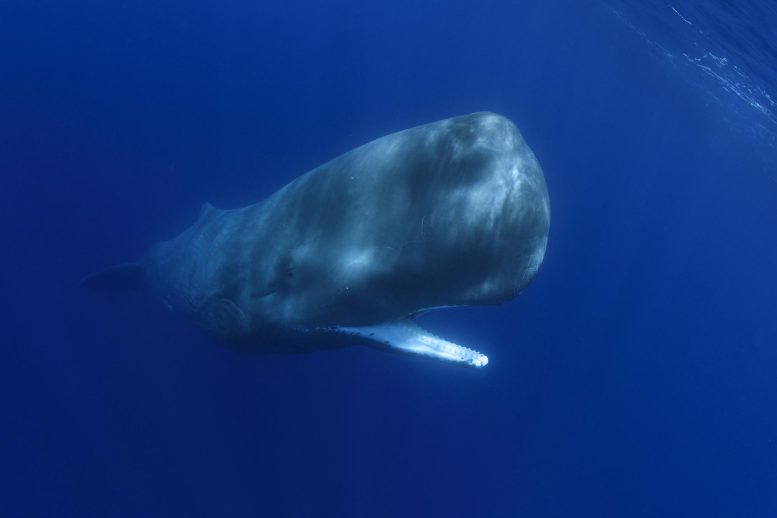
[{"x1": 116, "y1": 113, "x2": 549, "y2": 365}]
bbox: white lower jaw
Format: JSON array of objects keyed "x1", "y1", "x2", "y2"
[{"x1": 336, "y1": 320, "x2": 489, "y2": 368}]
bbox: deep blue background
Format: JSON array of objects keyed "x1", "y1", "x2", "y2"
[{"x1": 2, "y1": 1, "x2": 776, "y2": 516}]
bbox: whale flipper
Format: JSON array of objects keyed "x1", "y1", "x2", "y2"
[
  {"x1": 82, "y1": 263, "x2": 146, "y2": 291},
  {"x1": 336, "y1": 321, "x2": 488, "y2": 368}
]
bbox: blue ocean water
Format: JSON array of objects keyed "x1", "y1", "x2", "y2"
[{"x1": 2, "y1": 0, "x2": 776, "y2": 516}]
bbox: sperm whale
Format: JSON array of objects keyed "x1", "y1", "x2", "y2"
[{"x1": 85, "y1": 112, "x2": 550, "y2": 367}]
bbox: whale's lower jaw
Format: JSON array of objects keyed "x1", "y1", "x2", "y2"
[{"x1": 334, "y1": 320, "x2": 489, "y2": 368}]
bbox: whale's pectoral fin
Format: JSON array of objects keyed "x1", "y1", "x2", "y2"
[
  {"x1": 202, "y1": 297, "x2": 248, "y2": 339},
  {"x1": 335, "y1": 321, "x2": 488, "y2": 368},
  {"x1": 82, "y1": 263, "x2": 146, "y2": 291}
]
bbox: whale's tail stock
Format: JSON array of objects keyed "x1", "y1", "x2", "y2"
[{"x1": 82, "y1": 262, "x2": 146, "y2": 291}]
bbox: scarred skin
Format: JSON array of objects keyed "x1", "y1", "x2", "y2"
[{"x1": 105, "y1": 112, "x2": 550, "y2": 365}]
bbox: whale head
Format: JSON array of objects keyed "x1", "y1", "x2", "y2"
[
  {"x1": 325, "y1": 112, "x2": 551, "y2": 366},
  {"x1": 416, "y1": 112, "x2": 550, "y2": 306},
  {"x1": 257, "y1": 112, "x2": 552, "y2": 328},
  {"x1": 314, "y1": 112, "x2": 550, "y2": 319}
]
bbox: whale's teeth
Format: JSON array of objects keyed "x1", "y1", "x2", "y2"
[
  {"x1": 474, "y1": 355, "x2": 489, "y2": 367},
  {"x1": 336, "y1": 320, "x2": 489, "y2": 368}
]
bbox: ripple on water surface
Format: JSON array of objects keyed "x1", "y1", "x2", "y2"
[{"x1": 609, "y1": 0, "x2": 777, "y2": 147}]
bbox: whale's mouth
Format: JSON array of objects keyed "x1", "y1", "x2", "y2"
[{"x1": 335, "y1": 320, "x2": 489, "y2": 367}]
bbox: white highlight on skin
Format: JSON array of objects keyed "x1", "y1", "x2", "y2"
[{"x1": 341, "y1": 249, "x2": 375, "y2": 273}]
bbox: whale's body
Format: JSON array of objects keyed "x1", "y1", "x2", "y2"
[{"x1": 88, "y1": 113, "x2": 550, "y2": 367}]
